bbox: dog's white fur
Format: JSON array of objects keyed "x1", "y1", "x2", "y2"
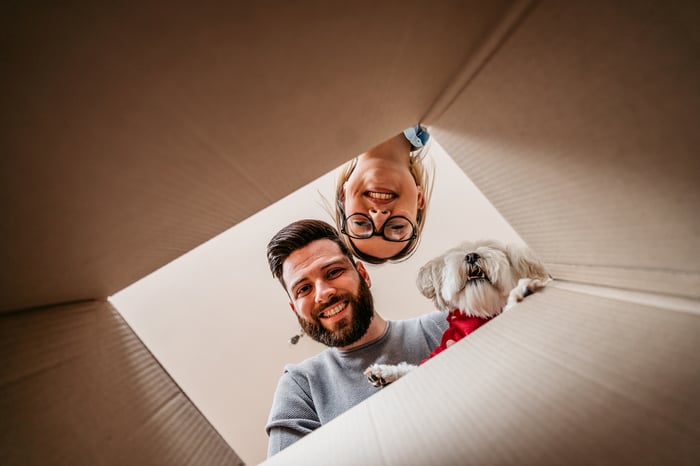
[{"x1": 364, "y1": 240, "x2": 550, "y2": 387}]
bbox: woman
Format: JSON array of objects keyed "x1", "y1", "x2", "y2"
[{"x1": 334, "y1": 125, "x2": 434, "y2": 264}]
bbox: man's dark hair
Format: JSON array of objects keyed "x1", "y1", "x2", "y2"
[{"x1": 267, "y1": 219, "x2": 355, "y2": 289}]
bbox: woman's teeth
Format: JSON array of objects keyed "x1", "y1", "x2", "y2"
[
  {"x1": 367, "y1": 191, "x2": 395, "y2": 200},
  {"x1": 321, "y1": 302, "x2": 345, "y2": 318}
]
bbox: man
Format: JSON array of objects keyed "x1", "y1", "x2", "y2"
[{"x1": 265, "y1": 219, "x2": 448, "y2": 457}]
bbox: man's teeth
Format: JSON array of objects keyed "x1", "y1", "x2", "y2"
[
  {"x1": 367, "y1": 191, "x2": 395, "y2": 200},
  {"x1": 321, "y1": 303, "x2": 345, "y2": 318}
]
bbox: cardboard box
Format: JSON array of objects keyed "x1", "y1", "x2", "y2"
[
  {"x1": 2, "y1": 1, "x2": 698, "y2": 465},
  {"x1": 0, "y1": 301, "x2": 243, "y2": 465}
]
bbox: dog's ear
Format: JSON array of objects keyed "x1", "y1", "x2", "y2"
[
  {"x1": 416, "y1": 258, "x2": 445, "y2": 308},
  {"x1": 507, "y1": 244, "x2": 549, "y2": 280},
  {"x1": 416, "y1": 260, "x2": 437, "y2": 300}
]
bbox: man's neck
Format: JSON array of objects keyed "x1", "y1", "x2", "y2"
[{"x1": 338, "y1": 312, "x2": 387, "y2": 351}]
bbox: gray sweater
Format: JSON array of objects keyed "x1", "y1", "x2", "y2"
[{"x1": 265, "y1": 311, "x2": 448, "y2": 457}]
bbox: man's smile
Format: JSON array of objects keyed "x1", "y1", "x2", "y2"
[{"x1": 319, "y1": 301, "x2": 348, "y2": 321}]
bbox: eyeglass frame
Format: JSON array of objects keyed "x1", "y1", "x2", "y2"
[{"x1": 340, "y1": 212, "x2": 417, "y2": 243}]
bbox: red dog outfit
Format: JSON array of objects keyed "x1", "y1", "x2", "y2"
[{"x1": 421, "y1": 310, "x2": 492, "y2": 364}]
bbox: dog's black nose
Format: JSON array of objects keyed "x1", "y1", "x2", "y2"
[{"x1": 465, "y1": 252, "x2": 480, "y2": 264}]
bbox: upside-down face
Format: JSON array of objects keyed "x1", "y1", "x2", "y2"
[{"x1": 416, "y1": 240, "x2": 549, "y2": 318}]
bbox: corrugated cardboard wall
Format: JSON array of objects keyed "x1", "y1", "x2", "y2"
[
  {"x1": 0, "y1": 0, "x2": 512, "y2": 314},
  {"x1": 432, "y1": 0, "x2": 700, "y2": 298},
  {"x1": 3, "y1": 1, "x2": 698, "y2": 464},
  {"x1": 0, "y1": 301, "x2": 244, "y2": 466}
]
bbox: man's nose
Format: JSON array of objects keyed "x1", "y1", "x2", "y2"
[{"x1": 315, "y1": 281, "x2": 336, "y2": 304}]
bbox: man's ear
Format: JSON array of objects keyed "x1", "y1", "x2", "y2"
[
  {"x1": 288, "y1": 301, "x2": 297, "y2": 315},
  {"x1": 356, "y1": 261, "x2": 371, "y2": 288}
]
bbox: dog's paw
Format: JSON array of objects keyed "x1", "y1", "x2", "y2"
[
  {"x1": 364, "y1": 362, "x2": 417, "y2": 387},
  {"x1": 504, "y1": 277, "x2": 551, "y2": 312}
]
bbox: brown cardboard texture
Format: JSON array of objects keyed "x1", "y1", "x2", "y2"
[
  {"x1": 0, "y1": 301, "x2": 243, "y2": 466},
  {"x1": 2, "y1": 0, "x2": 699, "y2": 465},
  {"x1": 432, "y1": 0, "x2": 700, "y2": 299},
  {"x1": 0, "y1": 0, "x2": 510, "y2": 314}
]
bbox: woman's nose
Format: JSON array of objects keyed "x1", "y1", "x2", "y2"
[{"x1": 369, "y1": 209, "x2": 390, "y2": 229}]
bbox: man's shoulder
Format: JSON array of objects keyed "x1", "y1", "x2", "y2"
[
  {"x1": 282, "y1": 348, "x2": 338, "y2": 378},
  {"x1": 396, "y1": 310, "x2": 447, "y2": 328},
  {"x1": 390, "y1": 311, "x2": 449, "y2": 340}
]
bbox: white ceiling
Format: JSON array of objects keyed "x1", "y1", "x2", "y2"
[{"x1": 110, "y1": 139, "x2": 523, "y2": 464}]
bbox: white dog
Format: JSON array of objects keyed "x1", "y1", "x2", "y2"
[{"x1": 365, "y1": 239, "x2": 550, "y2": 387}]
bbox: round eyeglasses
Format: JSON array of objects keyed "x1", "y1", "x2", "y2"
[{"x1": 341, "y1": 213, "x2": 416, "y2": 242}]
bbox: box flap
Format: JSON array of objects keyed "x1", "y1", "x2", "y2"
[
  {"x1": 0, "y1": 0, "x2": 514, "y2": 313},
  {"x1": 0, "y1": 300, "x2": 243, "y2": 465},
  {"x1": 262, "y1": 287, "x2": 700, "y2": 465},
  {"x1": 430, "y1": 1, "x2": 700, "y2": 298}
]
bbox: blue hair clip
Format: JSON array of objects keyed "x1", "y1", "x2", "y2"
[{"x1": 403, "y1": 124, "x2": 430, "y2": 150}]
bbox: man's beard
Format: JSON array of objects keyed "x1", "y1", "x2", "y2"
[{"x1": 297, "y1": 277, "x2": 374, "y2": 348}]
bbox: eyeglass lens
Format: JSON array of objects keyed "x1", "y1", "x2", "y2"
[{"x1": 345, "y1": 214, "x2": 413, "y2": 241}]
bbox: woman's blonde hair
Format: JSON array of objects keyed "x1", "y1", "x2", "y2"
[{"x1": 334, "y1": 141, "x2": 435, "y2": 264}]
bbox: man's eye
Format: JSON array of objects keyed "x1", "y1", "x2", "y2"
[
  {"x1": 328, "y1": 268, "x2": 343, "y2": 278},
  {"x1": 296, "y1": 285, "x2": 311, "y2": 297}
]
